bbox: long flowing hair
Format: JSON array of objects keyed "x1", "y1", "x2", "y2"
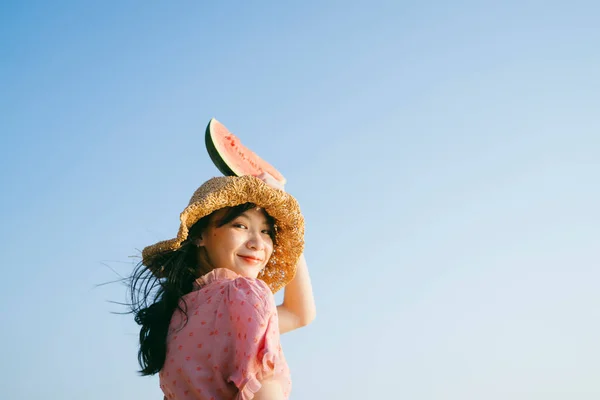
[{"x1": 128, "y1": 202, "x2": 274, "y2": 375}]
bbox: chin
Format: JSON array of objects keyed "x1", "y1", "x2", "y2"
[{"x1": 232, "y1": 264, "x2": 261, "y2": 279}]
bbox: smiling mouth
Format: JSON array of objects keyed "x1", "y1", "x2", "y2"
[{"x1": 238, "y1": 255, "x2": 263, "y2": 263}]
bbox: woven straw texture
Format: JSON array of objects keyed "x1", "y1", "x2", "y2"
[{"x1": 141, "y1": 175, "x2": 304, "y2": 293}]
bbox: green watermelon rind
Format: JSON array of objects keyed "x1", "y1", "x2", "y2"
[
  {"x1": 205, "y1": 120, "x2": 237, "y2": 177},
  {"x1": 204, "y1": 118, "x2": 287, "y2": 185}
]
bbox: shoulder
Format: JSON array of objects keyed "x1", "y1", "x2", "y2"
[
  {"x1": 229, "y1": 276, "x2": 272, "y2": 296},
  {"x1": 222, "y1": 276, "x2": 275, "y2": 321},
  {"x1": 226, "y1": 276, "x2": 273, "y2": 305},
  {"x1": 198, "y1": 269, "x2": 272, "y2": 300}
]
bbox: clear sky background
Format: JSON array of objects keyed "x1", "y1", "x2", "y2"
[{"x1": 1, "y1": 1, "x2": 599, "y2": 399}]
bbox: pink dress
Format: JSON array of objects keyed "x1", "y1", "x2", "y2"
[{"x1": 160, "y1": 268, "x2": 291, "y2": 400}]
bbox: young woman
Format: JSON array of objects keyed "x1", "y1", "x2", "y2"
[{"x1": 129, "y1": 173, "x2": 315, "y2": 399}]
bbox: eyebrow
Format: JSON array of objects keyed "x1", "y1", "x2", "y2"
[{"x1": 236, "y1": 212, "x2": 272, "y2": 227}]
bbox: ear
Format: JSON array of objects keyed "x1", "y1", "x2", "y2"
[{"x1": 193, "y1": 236, "x2": 204, "y2": 247}]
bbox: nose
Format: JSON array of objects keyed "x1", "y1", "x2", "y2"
[{"x1": 246, "y1": 231, "x2": 265, "y2": 251}]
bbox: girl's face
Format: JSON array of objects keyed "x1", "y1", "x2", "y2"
[{"x1": 197, "y1": 207, "x2": 274, "y2": 279}]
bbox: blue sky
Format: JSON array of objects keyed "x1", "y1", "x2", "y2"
[{"x1": 1, "y1": 1, "x2": 599, "y2": 399}]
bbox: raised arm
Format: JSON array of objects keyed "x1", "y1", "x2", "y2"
[
  {"x1": 254, "y1": 172, "x2": 316, "y2": 334},
  {"x1": 277, "y1": 253, "x2": 316, "y2": 333}
]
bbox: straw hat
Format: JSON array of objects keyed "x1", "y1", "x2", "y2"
[{"x1": 141, "y1": 175, "x2": 304, "y2": 293}]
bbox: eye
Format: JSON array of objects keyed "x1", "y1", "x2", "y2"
[
  {"x1": 262, "y1": 229, "x2": 275, "y2": 241},
  {"x1": 232, "y1": 222, "x2": 247, "y2": 229}
]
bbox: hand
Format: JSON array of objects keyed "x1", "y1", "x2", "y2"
[{"x1": 256, "y1": 171, "x2": 285, "y2": 192}]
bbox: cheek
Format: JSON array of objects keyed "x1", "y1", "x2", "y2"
[
  {"x1": 265, "y1": 240, "x2": 275, "y2": 256},
  {"x1": 217, "y1": 230, "x2": 245, "y2": 251},
  {"x1": 204, "y1": 232, "x2": 231, "y2": 260}
]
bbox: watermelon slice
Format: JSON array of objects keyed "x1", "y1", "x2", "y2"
[{"x1": 205, "y1": 118, "x2": 287, "y2": 185}]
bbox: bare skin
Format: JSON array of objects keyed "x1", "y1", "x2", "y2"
[
  {"x1": 247, "y1": 173, "x2": 317, "y2": 399},
  {"x1": 254, "y1": 172, "x2": 316, "y2": 334},
  {"x1": 186, "y1": 173, "x2": 315, "y2": 399},
  {"x1": 253, "y1": 378, "x2": 286, "y2": 400},
  {"x1": 196, "y1": 207, "x2": 274, "y2": 279}
]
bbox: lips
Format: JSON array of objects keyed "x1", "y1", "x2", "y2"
[{"x1": 237, "y1": 254, "x2": 263, "y2": 263}]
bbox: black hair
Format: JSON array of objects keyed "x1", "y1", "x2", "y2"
[{"x1": 129, "y1": 202, "x2": 275, "y2": 375}]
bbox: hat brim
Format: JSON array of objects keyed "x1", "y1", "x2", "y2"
[{"x1": 141, "y1": 175, "x2": 304, "y2": 293}]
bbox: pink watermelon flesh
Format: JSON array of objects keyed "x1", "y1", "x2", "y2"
[{"x1": 206, "y1": 119, "x2": 287, "y2": 185}]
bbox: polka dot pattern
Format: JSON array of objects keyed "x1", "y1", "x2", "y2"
[{"x1": 160, "y1": 268, "x2": 291, "y2": 399}]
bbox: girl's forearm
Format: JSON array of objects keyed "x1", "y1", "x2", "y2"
[{"x1": 277, "y1": 254, "x2": 316, "y2": 333}]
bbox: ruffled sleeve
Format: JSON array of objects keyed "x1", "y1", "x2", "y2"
[{"x1": 221, "y1": 277, "x2": 286, "y2": 399}]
